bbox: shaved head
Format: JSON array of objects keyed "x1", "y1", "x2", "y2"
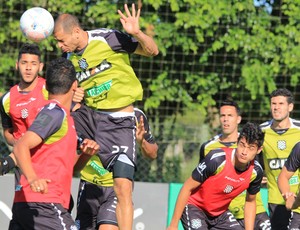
[{"x1": 54, "y1": 14, "x2": 81, "y2": 34}]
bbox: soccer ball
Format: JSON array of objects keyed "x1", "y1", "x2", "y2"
[{"x1": 20, "y1": 7, "x2": 54, "y2": 42}]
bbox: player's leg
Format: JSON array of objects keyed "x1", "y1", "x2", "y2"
[
  {"x1": 99, "y1": 224, "x2": 118, "y2": 230},
  {"x1": 113, "y1": 159, "x2": 134, "y2": 230},
  {"x1": 97, "y1": 186, "x2": 118, "y2": 230},
  {"x1": 10, "y1": 202, "x2": 76, "y2": 230},
  {"x1": 288, "y1": 211, "x2": 300, "y2": 230},
  {"x1": 269, "y1": 203, "x2": 290, "y2": 230},
  {"x1": 75, "y1": 180, "x2": 99, "y2": 229},
  {"x1": 94, "y1": 112, "x2": 136, "y2": 230},
  {"x1": 254, "y1": 212, "x2": 271, "y2": 230},
  {"x1": 180, "y1": 204, "x2": 209, "y2": 229},
  {"x1": 236, "y1": 219, "x2": 245, "y2": 228},
  {"x1": 211, "y1": 210, "x2": 243, "y2": 230}
]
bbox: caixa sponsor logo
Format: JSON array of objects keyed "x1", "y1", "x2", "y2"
[{"x1": 268, "y1": 158, "x2": 287, "y2": 170}]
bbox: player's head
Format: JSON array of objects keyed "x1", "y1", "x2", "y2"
[
  {"x1": 269, "y1": 88, "x2": 294, "y2": 122},
  {"x1": 219, "y1": 100, "x2": 241, "y2": 136},
  {"x1": 18, "y1": 43, "x2": 42, "y2": 61},
  {"x1": 236, "y1": 122, "x2": 264, "y2": 164},
  {"x1": 270, "y1": 88, "x2": 294, "y2": 104},
  {"x1": 16, "y1": 43, "x2": 44, "y2": 85},
  {"x1": 54, "y1": 14, "x2": 83, "y2": 53},
  {"x1": 238, "y1": 122, "x2": 264, "y2": 147},
  {"x1": 45, "y1": 57, "x2": 77, "y2": 95}
]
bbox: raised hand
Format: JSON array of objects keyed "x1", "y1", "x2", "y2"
[{"x1": 118, "y1": 3, "x2": 141, "y2": 36}]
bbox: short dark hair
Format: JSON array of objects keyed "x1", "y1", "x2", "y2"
[
  {"x1": 238, "y1": 122, "x2": 265, "y2": 147},
  {"x1": 45, "y1": 57, "x2": 77, "y2": 94},
  {"x1": 270, "y1": 88, "x2": 294, "y2": 104},
  {"x1": 18, "y1": 43, "x2": 41, "y2": 61},
  {"x1": 55, "y1": 13, "x2": 82, "y2": 33},
  {"x1": 219, "y1": 100, "x2": 241, "y2": 115}
]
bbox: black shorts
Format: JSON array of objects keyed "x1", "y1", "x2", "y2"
[
  {"x1": 9, "y1": 202, "x2": 76, "y2": 230},
  {"x1": 181, "y1": 204, "x2": 243, "y2": 230},
  {"x1": 237, "y1": 212, "x2": 271, "y2": 230},
  {"x1": 93, "y1": 111, "x2": 136, "y2": 170},
  {"x1": 75, "y1": 180, "x2": 117, "y2": 229},
  {"x1": 289, "y1": 211, "x2": 300, "y2": 229},
  {"x1": 72, "y1": 105, "x2": 137, "y2": 175},
  {"x1": 71, "y1": 104, "x2": 97, "y2": 140},
  {"x1": 269, "y1": 203, "x2": 291, "y2": 230}
]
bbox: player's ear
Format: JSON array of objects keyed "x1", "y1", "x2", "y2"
[
  {"x1": 73, "y1": 26, "x2": 80, "y2": 37},
  {"x1": 72, "y1": 80, "x2": 78, "y2": 90},
  {"x1": 15, "y1": 61, "x2": 19, "y2": 71},
  {"x1": 288, "y1": 103, "x2": 294, "y2": 113},
  {"x1": 237, "y1": 115, "x2": 242, "y2": 124},
  {"x1": 256, "y1": 146, "x2": 263, "y2": 155},
  {"x1": 39, "y1": 62, "x2": 44, "y2": 73}
]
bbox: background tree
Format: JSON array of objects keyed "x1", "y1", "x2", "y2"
[{"x1": 0, "y1": 0, "x2": 299, "y2": 182}]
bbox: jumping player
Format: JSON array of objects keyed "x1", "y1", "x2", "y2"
[
  {"x1": 72, "y1": 106, "x2": 158, "y2": 230},
  {"x1": 54, "y1": 4, "x2": 159, "y2": 230}
]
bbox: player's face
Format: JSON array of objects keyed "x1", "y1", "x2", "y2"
[
  {"x1": 16, "y1": 54, "x2": 43, "y2": 85},
  {"x1": 219, "y1": 105, "x2": 241, "y2": 136},
  {"x1": 270, "y1": 96, "x2": 293, "y2": 122},
  {"x1": 235, "y1": 137, "x2": 261, "y2": 166},
  {"x1": 54, "y1": 27, "x2": 78, "y2": 53}
]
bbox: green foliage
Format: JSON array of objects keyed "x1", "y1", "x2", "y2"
[
  {"x1": 162, "y1": 155, "x2": 182, "y2": 183},
  {"x1": 2, "y1": 0, "x2": 300, "y2": 182}
]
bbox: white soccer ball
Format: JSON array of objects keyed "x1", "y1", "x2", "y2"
[{"x1": 20, "y1": 7, "x2": 54, "y2": 42}]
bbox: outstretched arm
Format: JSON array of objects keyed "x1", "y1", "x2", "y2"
[
  {"x1": 167, "y1": 177, "x2": 200, "y2": 230},
  {"x1": 118, "y1": 3, "x2": 159, "y2": 57}
]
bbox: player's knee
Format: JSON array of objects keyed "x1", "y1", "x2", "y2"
[{"x1": 114, "y1": 178, "x2": 132, "y2": 198}]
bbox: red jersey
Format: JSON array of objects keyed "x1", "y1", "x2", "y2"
[
  {"x1": 14, "y1": 102, "x2": 77, "y2": 209},
  {"x1": 2, "y1": 77, "x2": 48, "y2": 139},
  {"x1": 188, "y1": 148, "x2": 254, "y2": 217}
]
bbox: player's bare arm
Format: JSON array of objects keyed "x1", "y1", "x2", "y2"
[
  {"x1": 74, "y1": 138, "x2": 100, "y2": 173},
  {"x1": 13, "y1": 131, "x2": 51, "y2": 194},
  {"x1": 3, "y1": 127, "x2": 17, "y2": 146},
  {"x1": 167, "y1": 177, "x2": 201, "y2": 230},
  {"x1": 118, "y1": 3, "x2": 159, "y2": 57},
  {"x1": 136, "y1": 115, "x2": 158, "y2": 159},
  {"x1": 278, "y1": 166, "x2": 297, "y2": 210},
  {"x1": 244, "y1": 193, "x2": 257, "y2": 230}
]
